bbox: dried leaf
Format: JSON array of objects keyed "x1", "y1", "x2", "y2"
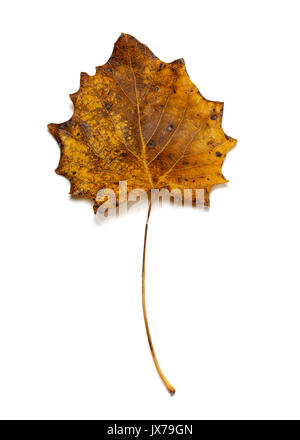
[
  {"x1": 48, "y1": 34, "x2": 237, "y2": 395},
  {"x1": 48, "y1": 33, "x2": 236, "y2": 211}
]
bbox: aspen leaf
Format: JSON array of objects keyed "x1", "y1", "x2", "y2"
[{"x1": 48, "y1": 34, "x2": 237, "y2": 395}]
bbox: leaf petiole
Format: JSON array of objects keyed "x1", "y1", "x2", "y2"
[{"x1": 142, "y1": 199, "x2": 175, "y2": 395}]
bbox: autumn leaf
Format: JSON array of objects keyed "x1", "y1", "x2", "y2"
[
  {"x1": 48, "y1": 33, "x2": 236, "y2": 211},
  {"x1": 48, "y1": 33, "x2": 237, "y2": 395}
]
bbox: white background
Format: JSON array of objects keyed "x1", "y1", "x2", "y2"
[{"x1": 0, "y1": 0, "x2": 300, "y2": 420}]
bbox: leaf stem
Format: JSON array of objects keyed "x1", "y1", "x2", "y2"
[{"x1": 142, "y1": 200, "x2": 176, "y2": 395}]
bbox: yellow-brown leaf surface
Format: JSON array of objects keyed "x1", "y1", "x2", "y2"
[{"x1": 48, "y1": 33, "x2": 236, "y2": 210}]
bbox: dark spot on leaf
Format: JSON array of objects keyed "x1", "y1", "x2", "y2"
[
  {"x1": 105, "y1": 103, "x2": 111, "y2": 110},
  {"x1": 173, "y1": 89, "x2": 176, "y2": 93},
  {"x1": 155, "y1": 86, "x2": 159, "y2": 92},
  {"x1": 183, "y1": 161, "x2": 188, "y2": 165},
  {"x1": 210, "y1": 114, "x2": 218, "y2": 120},
  {"x1": 106, "y1": 68, "x2": 113, "y2": 73},
  {"x1": 167, "y1": 124, "x2": 174, "y2": 131},
  {"x1": 121, "y1": 153, "x2": 126, "y2": 157},
  {"x1": 216, "y1": 151, "x2": 222, "y2": 157},
  {"x1": 72, "y1": 171, "x2": 76, "y2": 175},
  {"x1": 148, "y1": 140, "x2": 155, "y2": 147}
]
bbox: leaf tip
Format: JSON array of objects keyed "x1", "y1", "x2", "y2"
[
  {"x1": 47, "y1": 123, "x2": 57, "y2": 135},
  {"x1": 80, "y1": 72, "x2": 90, "y2": 86},
  {"x1": 69, "y1": 92, "x2": 78, "y2": 104},
  {"x1": 93, "y1": 202, "x2": 99, "y2": 214}
]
